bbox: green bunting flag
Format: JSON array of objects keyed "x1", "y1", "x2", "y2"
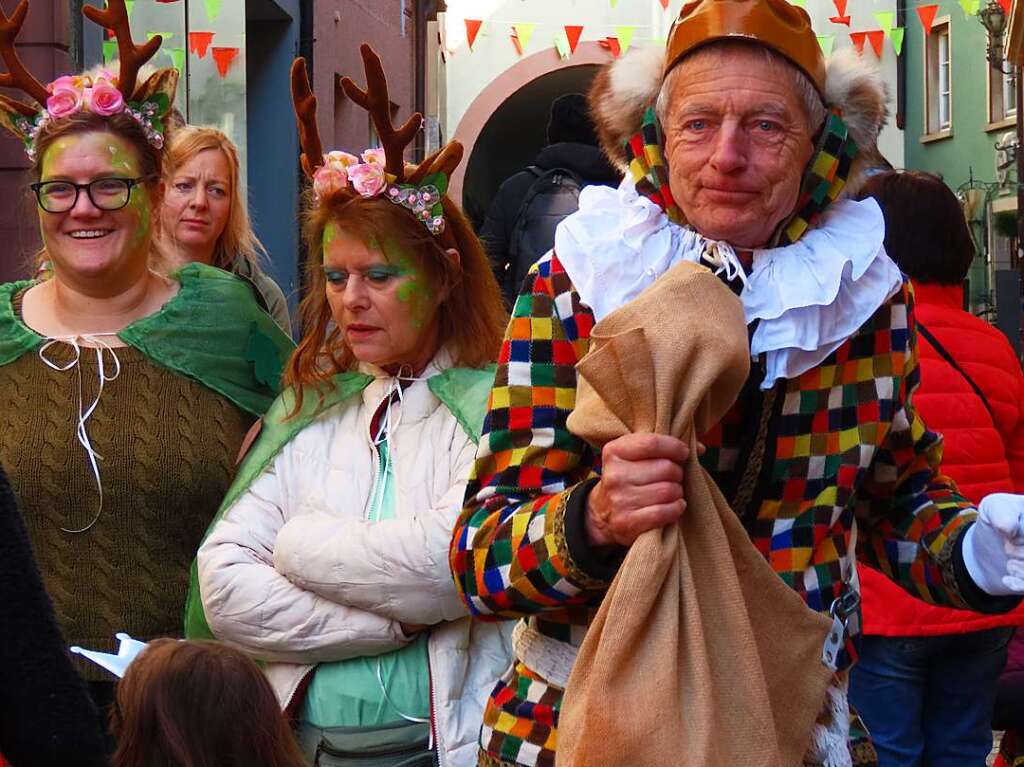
[
  {"x1": 874, "y1": 11, "x2": 895, "y2": 30},
  {"x1": 554, "y1": 31, "x2": 571, "y2": 59},
  {"x1": 891, "y1": 26, "x2": 905, "y2": 55},
  {"x1": 203, "y1": 0, "x2": 222, "y2": 22},
  {"x1": 616, "y1": 25, "x2": 636, "y2": 54},
  {"x1": 816, "y1": 34, "x2": 835, "y2": 56}
]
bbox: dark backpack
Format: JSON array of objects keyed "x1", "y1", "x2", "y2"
[{"x1": 508, "y1": 166, "x2": 584, "y2": 299}]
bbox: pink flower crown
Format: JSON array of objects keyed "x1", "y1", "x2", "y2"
[
  {"x1": 15, "y1": 70, "x2": 171, "y2": 160},
  {"x1": 313, "y1": 148, "x2": 447, "y2": 236}
]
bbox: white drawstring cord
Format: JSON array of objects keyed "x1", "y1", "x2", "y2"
[
  {"x1": 701, "y1": 240, "x2": 750, "y2": 289},
  {"x1": 38, "y1": 333, "x2": 122, "y2": 534},
  {"x1": 369, "y1": 366, "x2": 432, "y2": 730}
]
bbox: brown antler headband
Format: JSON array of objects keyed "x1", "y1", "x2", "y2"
[
  {"x1": 0, "y1": 1, "x2": 51, "y2": 114},
  {"x1": 83, "y1": 0, "x2": 162, "y2": 102},
  {"x1": 291, "y1": 45, "x2": 466, "y2": 236}
]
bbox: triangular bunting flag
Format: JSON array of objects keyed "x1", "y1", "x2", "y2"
[
  {"x1": 203, "y1": 0, "x2": 222, "y2": 22},
  {"x1": 616, "y1": 25, "x2": 636, "y2": 54},
  {"x1": 564, "y1": 25, "x2": 583, "y2": 54},
  {"x1": 125, "y1": 0, "x2": 134, "y2": 16},
  {"x1": 554, "y1": 31, "x2": 571, "y2": 59},
  {"x1": 790, "y1": 0, "x2": 806, "y2": 7},
  {"x1": 874, "y1": 11, "x2": 895, "y2": 30},
  {"x1": 959, "y1": 0, "x2": 981, "y2": 17},
  {"x1": 867, "y1": 29, "x2": 886, "y2": 57},
  {"x1": 891, "y1": 26, "x2": 905, "y2": 55},
  {"x1": 512, "y1": 23, "x2": 536, "y2": 51},
  {"x1": 850, "y1": 31, "x2": 867, "y2": 54},
  {"x1": 465, "y1": 19, "x2": 482, "y2": 50},
  {"x1": 916, "y1": 4, "x2": 939, "y2": 33},
  {"x1": 659, "y1": 0, "x2": 671, "y2": 8},
  {"x1": 833, "y1": 0, "x2": 848, "y2": 16},
  {"x1": 611, "y1": 0, "x2": 618, "y2": 6},
  {"x1": 601, "y1": 36, "x2": 622, "y2": 57},
  {"x1": 999, "y1": 0, "x2": 1012, "y2": 15},
  {"x1": 830, "y1": 15, "x2": 852, "y2": 25},
  {"x1": 210, "y1": 46, "x2": 239, "y2": 78},
  {"x1": 147, "y1": 32, "x2": 174, "y2": 43},
  {"x1": 102, "y1": 39, "x2": 118, "y2": 63},
  {"x1": 188, "y1": 31, "x2": 214, "y2": 58},
  {"x1": 817, "y1": 34, "x2": 835, "y2": 55},
  {"x1": 166, "y1": 46, "x2": 185, "y2": 72}
]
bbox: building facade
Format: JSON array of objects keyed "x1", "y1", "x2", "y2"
[{"x1": 902, "y1": 0, "x2": 1018, "y2": 314}]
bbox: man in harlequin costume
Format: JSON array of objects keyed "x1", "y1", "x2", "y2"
[{"x1": 450, "y1": 0, "x2": 1024, "y2": 764}]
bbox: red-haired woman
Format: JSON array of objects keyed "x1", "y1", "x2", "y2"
[
  {"x1": 189, "y1": 51, "x2": 512, "y2": 767},
  {"x1": 111, "y1": 640, "x2": 306, "y2": 767}
]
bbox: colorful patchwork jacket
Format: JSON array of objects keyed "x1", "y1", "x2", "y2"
[{"x1": 450, "y1": 240, "x2": 1018, "y2": 767}]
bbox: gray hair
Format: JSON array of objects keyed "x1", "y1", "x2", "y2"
[{"x1": 655, "y1": 41, "x2": 827, "y2": 134}]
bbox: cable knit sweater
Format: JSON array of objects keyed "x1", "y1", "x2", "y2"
[{"x1": 0, "y1": 293, "x2": 253, "y2": 680}]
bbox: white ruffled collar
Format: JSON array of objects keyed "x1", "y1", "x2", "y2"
[{"x1": 553, "y1": 178, "x2": 903, "y2": 389}]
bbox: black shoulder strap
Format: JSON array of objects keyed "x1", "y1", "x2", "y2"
[{"x1": 916, "y1": 322, "x2": 996, "y2": 424}]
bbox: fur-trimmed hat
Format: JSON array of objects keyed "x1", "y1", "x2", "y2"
[{"x1": 588, "y1": 44, "x2": 889, "y2": 195}]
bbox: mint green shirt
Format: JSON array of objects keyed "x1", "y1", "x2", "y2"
[{"x1": 300, "y1": 440, "x2": 432, "y2": 728}]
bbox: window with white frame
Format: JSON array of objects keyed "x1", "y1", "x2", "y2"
[
  {"x1": 925, "y1": 19, "x2": 953, "y2": 134},
  {"x1": 990, "y1": 61, "x2": 1017, "y2": 123}
]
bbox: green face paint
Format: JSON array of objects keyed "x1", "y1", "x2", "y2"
[
  {"x1": 107, "y1": 141, "x2": 138, "y2": 173},
  {"x1": 322, "y1": 221, "x2": 340, "y2": 256},
  {"x1": 382, "y1": 239, "x2": 435, "y2": 330}
]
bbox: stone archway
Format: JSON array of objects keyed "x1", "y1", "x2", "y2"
[{"x1": 451, "y1": 40, "x2": 611, "y2": 220}]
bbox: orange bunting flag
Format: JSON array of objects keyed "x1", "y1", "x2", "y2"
[
  {"x1": 659, "y1": 0, "x2": 670, "y2": 8},
  {"x1": 849, "y1": 31, "x2": 867, "y2": 54},
  {"x1": 866, "y1": 29, "x2": 886, "y2": 57},
  {"x1": 210, "y1": 46, "x2": 239, "y2": 78},
  {"x1": 465, "y1": 19, "x2": 483, "y2": 50},
  {"x1": 600, "y1": 36, "x2": 623, "y2": 57},
  {"x1": 916, "y1": 4, "x2": 939, "y2": 32},
  {"x1": 999, "y1": 0, "x2": 1012, "y2": 14},
  {"x1": 565, "y1": 25, "x2": 583, "y2": 54},
  {"x1": 832, "y1": 0, "x2": 848, "y2": 15},
  {"x1": 830, "y1": 14, "x2": 852, "y2": 25},
  {"x1": 188, "y1": 30, "x2": 214, "y2": 58}
]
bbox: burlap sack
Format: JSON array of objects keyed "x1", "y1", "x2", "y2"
[{"x1": 557, "y1": 261, "x2": 834, "y2": 767}]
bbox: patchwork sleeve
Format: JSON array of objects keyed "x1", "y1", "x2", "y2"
[
  {"x1": 855, "y1": 284, "x2": 1012, "y2": 612},
  {"x1": 450, "y1": 253, "x2": 610, "y2": 620}
]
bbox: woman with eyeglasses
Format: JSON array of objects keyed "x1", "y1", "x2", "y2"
[
  {"x1": 0, "y1": 3, "x2": 293, "y2": 738},
  {"x1": 159, "y1": 126, "x2": 292, "y2": 335}
]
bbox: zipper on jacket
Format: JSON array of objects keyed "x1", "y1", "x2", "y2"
[{"x1": 427, "y1": 650, "x2": 442, "y2": 764}]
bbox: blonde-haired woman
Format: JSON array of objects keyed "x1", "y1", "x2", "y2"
[{"x1": 160, "y1": 126, "x2": 291, "y2": 333}]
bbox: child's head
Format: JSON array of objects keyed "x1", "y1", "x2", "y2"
[{"x1": 111, "y1": 639, "x2": 305, "y2": 767}]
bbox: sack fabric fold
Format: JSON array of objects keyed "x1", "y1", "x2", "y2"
[{"x1": 558, "y1": 261, "x2": 834, "y2": 767}]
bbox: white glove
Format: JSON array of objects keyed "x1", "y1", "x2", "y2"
[{"x1": 962, "y1": 493, "x2": 1024, "y2": 595}]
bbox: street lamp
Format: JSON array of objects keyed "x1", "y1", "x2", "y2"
[{"x1": 980, "y1": 0, "x2": 1012, "y2": 71}]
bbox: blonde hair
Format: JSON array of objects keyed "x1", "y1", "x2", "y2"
[{"x1": 161, "y1": 125, "x2": 266, "y2": 274}]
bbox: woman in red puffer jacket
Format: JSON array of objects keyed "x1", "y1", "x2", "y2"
[{"x1": 850, "y1": 171, "x2": 1024, "y2": 767}]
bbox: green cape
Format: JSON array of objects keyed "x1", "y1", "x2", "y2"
[
  {"x1": 0, "y1": 263, "x2": 295, "y2": 417},
  {"x1": 183, "y1": 364, "x2": 496, "y2": 640}
]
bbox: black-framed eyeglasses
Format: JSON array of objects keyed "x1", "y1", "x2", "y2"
[{"x1": 30, "y1": 176, "x2": 157, "y2": 213}]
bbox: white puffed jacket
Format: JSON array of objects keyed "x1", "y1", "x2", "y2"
[{"x1": 197, "y1": 351, "x2": 512, "y2": 767}]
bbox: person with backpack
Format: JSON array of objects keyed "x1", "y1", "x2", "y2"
[
  {"x1": 479, "y1": 92, "x2": 621, "y2": 307},
  {"x1": 849, "y1": 170, "x2": 1024, "y2": 767}
]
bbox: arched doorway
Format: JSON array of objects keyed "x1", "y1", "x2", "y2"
[{"x1": 451, "y1": 41, "x2": 611, "y2": 228}]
